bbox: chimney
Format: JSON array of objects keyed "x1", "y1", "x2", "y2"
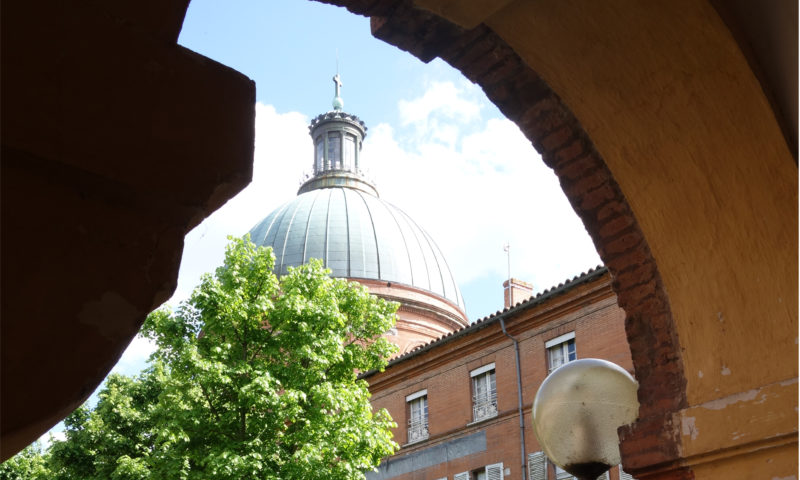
[{"x1": 503, "y1": 278, "x2": 534, "y2": 309}]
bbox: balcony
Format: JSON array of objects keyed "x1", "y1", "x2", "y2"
[
  {"x1": 472, "y1": 392, "x2": 498, "y2": 422},
  {"x1": 407, "y1": 417, "x2": 429, "y2": 444}
]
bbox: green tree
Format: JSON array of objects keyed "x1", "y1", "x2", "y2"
[
  {"x1": 47, "y1": 366, "x2": 167, "y2": 480},
  {"x1": 143, "y1": 236, "x2": 399, "y2": 478},
  {"x1": 34, "y1": 236, "x2": 398, "y2": 479},
  {"x1": 0, "y1": 441, "x2": 50, "y2": 480}
]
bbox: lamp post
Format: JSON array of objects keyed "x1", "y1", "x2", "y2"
[{"x1": 532, "y1": 358, "x2": 639, "y2": 480}]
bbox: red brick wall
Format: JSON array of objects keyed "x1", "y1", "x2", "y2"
[{"x1": 366, "y1": 272, "x2": 633, "y2": 480}]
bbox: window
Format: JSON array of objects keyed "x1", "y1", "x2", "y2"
[
  {"x1": 619, "y1": 465, "x2": 635, "y2": 480},
  {"x1": 315, "y1": 139, "x2": 324, "y2": 173},
  {"x1": 528, "y1": 452, "x2": 547, "y2": 480},
  {"x1": 555, "y1": 462, "x2": 608, "y2": 480},
  {"x1": 327, "y1": 132, "x2": 341, "y2": 168},
  {"x1": 470, "y1": 363, "x2": 497, "y2": 422},
  {"x1": 530, "y1": 452, "x2": 612, "y2": 480},
  {"x1": 343, "y1": 134, "x2": 355, "y2": 170},
  {"x1": 457, "y1": 463, "x2": 503, "y2": 480},
  {"x1": 406, "y1": 389, "x2": 428, "y2": 444},
  {"x1": 554, "y1": 465, "x2": 573, "y2": 480},
  {"x1": 546, "y1": 332, "x2": 576, "y2": 373}
]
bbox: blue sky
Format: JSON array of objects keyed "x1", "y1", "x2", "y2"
[{"x1": 42, "y1": 0, "x2": 600, "y2": 446}]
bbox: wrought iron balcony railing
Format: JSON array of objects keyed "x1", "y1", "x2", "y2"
[
  {"x1": 407, "y1": 417, "x2": 429, "y2": 443},
  {"x1": 472, "y1": 391, "x2": 498, "y2": 421}
]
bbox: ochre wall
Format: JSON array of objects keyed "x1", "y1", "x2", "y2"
[
  {"x1": 347, "y1": 0, "x2": 798, "y2": 477},
  {"x1": 483, "y1": 0, "x2": 797, "y2": 404},
  {"x1": 2, "y1": 1, "x2": 796, "y2": 477},
  {"x1": 475, "y1": 1, "x2": 798, "y2": 476}
]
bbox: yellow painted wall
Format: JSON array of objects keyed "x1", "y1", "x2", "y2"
[
  {"x1": 483, "y1": 0, "x2": 797, "y2": 403},
  {"x1": 414, "y1": 0, "x2": 798, "y2": 477}
]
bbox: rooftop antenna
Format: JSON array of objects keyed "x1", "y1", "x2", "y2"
[{"x1": 504, "y1": 242, "x2": 512, "y2": 305}]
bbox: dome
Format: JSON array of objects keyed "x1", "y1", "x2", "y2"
[
  {"x1": 248, "y1": 73, "x2": 468, "y2": 343},
  {"x1": 248, "y1": 187, "x2": 465, "y2": 311}
]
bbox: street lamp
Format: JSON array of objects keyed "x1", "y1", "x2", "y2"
[{"x1": 532, "y1": 358, "x2": 639, "y2": 480}]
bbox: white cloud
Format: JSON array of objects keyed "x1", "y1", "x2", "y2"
[
  {"x1": 169, "y1": 103, "x2": 310, "y2": 304},
  {"x1": 170, "y1": 83, "x2": 599, "y2": 320},
  {"x1": 397, "y1": 81, "x2": 482, "y2": 145},
  {"x1": 366, "y1": 85, "x2": 601, "y2": 294}
]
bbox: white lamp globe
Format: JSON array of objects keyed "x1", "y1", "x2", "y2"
[{"x1": 532, "y1": 358, "x2": 639, "y2": 480}]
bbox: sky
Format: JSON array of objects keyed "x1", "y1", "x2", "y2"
[{"x1": 42, "y1": 0, "x2": 601, "y2": 445}]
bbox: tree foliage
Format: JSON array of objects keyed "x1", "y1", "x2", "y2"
[
  {"x1": 47, "y1": 367, "x2": 167, "y2": 480},
  {"x1": 5, "y1": 236, "x2": 399, "y2": 479},
  {"x1": 0, "y1": 442, "x2": 50, "y2": 480}
]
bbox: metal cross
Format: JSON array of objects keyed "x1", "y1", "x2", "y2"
[{"x1": 333, "y1": 73, "x2": 342, "y2": 97}]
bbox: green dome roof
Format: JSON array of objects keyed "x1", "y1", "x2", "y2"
[
  {"x1": 249, "y1": 73, "x2": 465, "y2": 311},
  {"x1": 248, "y1": 187, "x2": 465, "y2": 311}
]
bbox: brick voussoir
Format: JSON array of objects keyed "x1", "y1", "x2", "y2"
[
  {"x1": 540, "y1": 124, "x2": 575, "y2": 153},
  {"x1": 552, "y1": 138, "x2": 590, "y2": 168},
  {"x1": 601, "y1": 230, "x2": 645, "y2": 256},
  {"x1": 475, "y1": 56, "x2": 527, "y2": 91},
  {"x1": 577, "y1": 182, "x2": 617, "y2": 211},
  {"x1": 561, "y1": 167, "x2": 610, "y2": 201},
  {"x1": 597, "y1": 214, "x2": 636, "y2": 239},
  {"x1": 444, "y1": 27, "x2": 498, "y2": 72}
]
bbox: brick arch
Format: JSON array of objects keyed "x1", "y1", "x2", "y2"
[{"x1": 327, "y1": 0, "x2": 688, "y2": 474}]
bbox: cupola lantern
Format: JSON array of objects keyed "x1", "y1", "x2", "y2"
[{"x1": 300, "y1": 73, "x2": 375, "y2": 196}]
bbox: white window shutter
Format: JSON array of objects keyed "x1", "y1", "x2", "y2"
[
  {"x1": 554, "y1": 466, "x2": 573, "y2": 480},
  {"x1": 598, "y1": 472, "x2": 609, "y2": 480},
  {"x1": 454, "y1": 472, "x2": 469, "y2": 480},
  {"x1": 528, "y1": 452, "x2": 547, "y2": 480},
  {"x1": 486, "y1": 463, "x2": 504, "y2": 480},
  {"x1": 619, "y1": 465, "x2": 635, "y2": 480}
]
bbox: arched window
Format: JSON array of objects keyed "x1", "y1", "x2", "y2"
[
  {"x1": 315, "y1": 137, "x2": 324, "y2": 173},
  {"x1": 327, "y1": 132, "x2": 340, "y2": 169},
  {"x1": 343, "y1": 134, "x2": 356, "y2": 170}
]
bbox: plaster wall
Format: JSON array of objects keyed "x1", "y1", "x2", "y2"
[
  {"x1": 402, "y1": 0, "x2": 797, "y2": 476},
  {"x1": 481, "y1": 0, "x2": 797, "y2": 407}
]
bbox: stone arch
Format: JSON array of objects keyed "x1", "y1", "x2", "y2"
[
  {"x1": 2, "y1": 2, "x2": 795, "y2": 477},
  {"x1": 327, "y1": 1, "x2": 796, "y2": 478},
  {"x1": 332, "y1": 0, "x2": 685, "y2": 466}
]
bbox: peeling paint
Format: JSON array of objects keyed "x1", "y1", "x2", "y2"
[
  {"x1": 721, "y1": 365, "x2": 731, "y2": 375},
  {"x1": 681, "y1": 416, "x2": 698, "y2": 440},
  {"x1": 779, "y1": 378, "x2": 798, "y2": 387},
  {"x1": 771, "y1": 476, "x2": 796, "y2": 480},
  {"x1": 702, "y1": 388, "x2": 759, "y2": 410},
  {"x1": 717, "y1": 311, "x2": 724, "y2": 322},
  {"x1": 698, "y1": 370, "x2": 703, "y2": 378}
]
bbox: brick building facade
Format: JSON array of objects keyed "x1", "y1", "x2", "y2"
[{"x1": 364, "y1": 267, "x2": 637, "y2": 480}]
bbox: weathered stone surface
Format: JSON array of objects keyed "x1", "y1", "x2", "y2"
[{"x1": 1, "y1": 0, "x2": 255, "y2": 459}]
